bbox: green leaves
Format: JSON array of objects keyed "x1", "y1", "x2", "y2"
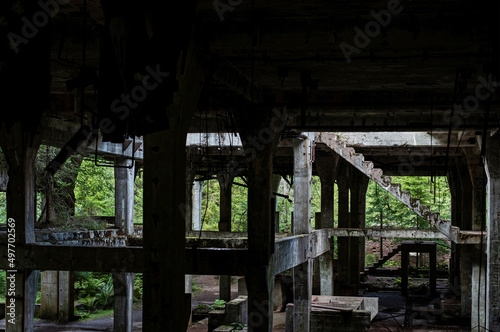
[{"x1": 366, "y1": 176, "x2": 451, "y2": 229}]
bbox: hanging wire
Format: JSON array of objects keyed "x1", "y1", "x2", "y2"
[{"x1": 79, "y1": 0, "x2": 87, "y2": 127}]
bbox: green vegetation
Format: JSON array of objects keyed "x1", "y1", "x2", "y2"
[
  {"x1": 0, "y1": 143, "x2": 455, "y2": 320},
  {"x1": 366, "y1": 176, "x2": 451, "y2": 229}
]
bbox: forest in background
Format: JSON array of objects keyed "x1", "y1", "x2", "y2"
[
  {"x1": 0, "y1": 145, "x2": 453, "y2": 317},
  {"x1": 0, "y1": 145, "x2": 451, "y2": 233}
]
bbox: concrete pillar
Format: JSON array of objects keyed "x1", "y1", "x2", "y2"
[
  {"x1": 335, "y1": 161, "x2": 350, "y2": 296},
  {"x1": 192, "y1": 180, "x2": 204, "y2": 231},
  {"x1": 115, "y1": 158, "x2": 135, "y2": 236},
  {"x1": 292, "y1": 133, "x2": 314, "y2": 332},
  {"x1": 218, "y1": 172, "x2": 235, "y2": 302},
  {"x1": 315, "y1": 153, "x2": 339, "y2": 296},
  {"x1": 447, "y1": 166, "x2": 462, "y2": 287},
  {"x1": 40, "y1": 271, "x2": 74, "y2": 321},
  {"x1": 113, "y1": 272, "x2": 135, "y2": 332},
  {"x1": 113, "y1": 159, "x2": 136, "y2": 332},
  {"x1": 142, "y1": 12, "x2": 203, "y2": 328},
  {"x1": 185, "y1": 177, "x2": 203, "y2": 324},
  {"x1": 484, "y1": 135, "x2": 500, "y2": 331},
  {"x1": 185, "y1": 168, "x2": 195, "y2": 232},
  {"x1": 2, "y1": 125, "x2": 42, "y2": 332},
  {"x1": 234, "y1": 106, "x2": 287, "y2": 332},
  {"x1": 464, "y1": 148, "x2": 487, "y2": 231},
  {"x1": 348, "y1": 165, "x2": 369, "y2": 293},
  {"x1": 471, "y1": 247, "x2": 487, "y2": 331}
]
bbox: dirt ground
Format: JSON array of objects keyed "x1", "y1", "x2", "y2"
[{"x1": 0, "y1": 274, "x2": 466, "y2": 331}]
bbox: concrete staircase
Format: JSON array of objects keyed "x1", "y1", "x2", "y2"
[
  {"x1": 315, "y1": 133, "x2": 458, "y2": 242},
  {"x1": 362, "y1": 244, "x2": 402, "y2": 279}
]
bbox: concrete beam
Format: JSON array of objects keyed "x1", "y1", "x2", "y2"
[
  {"x1": 340, "y1": 132, "x2": 477, "y2": 148},
  {"x1": 42, "y1": 117, "x2": 144, "y2": 161}
]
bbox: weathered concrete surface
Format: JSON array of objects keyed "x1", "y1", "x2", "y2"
[
  {"x1": 484, "y1": 135, "x2": 500, "y2": 331},
  {"x1": 340, "y1": 132, "x2": 477, "y2": 148},
  {"x1": 113, "y1": 272, "x2": 135, "y2": 332},
  {"x1": 292, "y1": 133, "x2": 314, "y2": 332},
  {"x1": 40, "y1": 271, "x2": 74, "y2": 322},
  {"x1": 115, "y1": 158, "x2": 135, "y2": 235},
  {"x1": 42, "y1": 117, "x2": 144, "y2": 161},
  {"x1": 315, "y1": 153, "x2": 339, "y2": 296},
  {"x1": 471, "y1": 248, "x2": 487, "y2": 332}
]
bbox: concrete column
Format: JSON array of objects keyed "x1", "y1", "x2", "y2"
[
  {"x1": 2, "y1": 126, "x2": 41, "y2": 332},
  {"x1": 335, "y1": 162, "x2": 351, "y2": 295},
  {"x1": 484, "y1": 135, "x2": 500, "y2": 331},
  {"x1": 113, "y1": 272, "x2": 135, "y2": 332},
  {"x1": 185, "y1": 177, "x2": 202, "y2": 324},
  {"x1": 348, "y1": 165, "x2": 369, "y2": 293},
  {"x1": 114, "y1": 158, "x2": 135, "y2": 236},
  {"x1": 1, "y1": 3, "x2": 50, "y2": 329},
  {"x1": 218, "y1": 172, "x2": 235, "y2": 302},
  {"x1": 471, "y1": 247, "x2": 487, "y2": 332},
  {"x1": 234, "y1": 106, "x2": 287, "y2": 332},
  {"x1": 113, "y1": 159, "x2": 136, "y2": 332},
  {"x1": 40, "y1": 271, "x2": 74, "y2": 321},
  {"x1": 464, "y1": 148, "x2": 487, "y2": 231},
  {"x1": 447, "y1": 167, "x2": 462, "y2": 287},
  {"x1": 292, "y1": 133, "x2": 314, "y2": 332},
  {"x1": 185, "y1": 168, "x2": 195, "y2": 232},
  {"x1": 315, "y1": 153, "x2": 339, "y2": 296},
  {"x1": 140, "y1": 5, "x2": 201, "y2": 330},
  {"x1": 192, "y1": 180, "x2": 204, "y2": 231}
]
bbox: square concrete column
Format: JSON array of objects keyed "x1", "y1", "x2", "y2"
[
  {"x1": 315, "y1": 152, "x2": 339, "y2": 296},
  {"x1": 292, "y1": 133, "x2": 314, "y2": 332},
  {"x1": 484, "y1": 135, "x2": 500, "y2": 331},
  {"x1": 40, "y1": 271, "x2": 74, "y2": 321},
  {"x1": 113, "y1": 272, "x2": 135, "y2": 332},
  {"x1": 114, "y1": 158, "x2": 136, "y2": 236},
  {"x1": 218, "y1": 172, "x2": 235, "y2": 302},
  {"x1": 335, "y1": 161, "x2": 350, "y2": 295},
  {"x1": 471, "y1": 247, "x2": 487, "y2": 331},
  {"x1": 114, "y1": 158, "x2": 136, "y2": 332},
  {"x1": 192, "y1": 180, "x2": 204, "y2": 231},
  {"x1": 2, "y1": 125, "x2": 42, "y2": 332},
  {"x1": 233, "y1": 106, "x2": 287, "y2": 331}
]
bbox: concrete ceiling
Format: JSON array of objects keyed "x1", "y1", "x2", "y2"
[{"x1": 38, "y1": 0, "x2": 499, "y2": 135}]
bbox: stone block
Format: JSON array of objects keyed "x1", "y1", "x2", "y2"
[
  {"x1": 208, "y1": 310, "x2": 226, "y2": 332},
  {"x1": 226, "y1": 295, "x2": 248, "y2": 324}
]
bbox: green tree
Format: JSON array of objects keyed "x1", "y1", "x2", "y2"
[{"x1": 74, "y1": 159, "x2": 115, "y2": 217}]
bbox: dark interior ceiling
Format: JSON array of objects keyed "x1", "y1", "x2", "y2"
[{"x1": 43, "y1": 0, "x2": 499, "y2": 136}]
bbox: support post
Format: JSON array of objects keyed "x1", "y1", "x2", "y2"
[
  {"x1": 315, "y1": 153, "x2": 339, "y2": 296},
  {"x1": 335, "y1": 161, "x2": 350, "y2": 295},
  {"x1": 218, "y1": 172, "x2": 235, "y2": 302},
  {"x1": 292, "y1": 133, "x2": 313, "y2": 332},
  {"x1": 2, "y1": 124, "x2": 43, "y2": 332},
  {"x1": 192, "y1": 180, "x2": 204, "y2": 231},
  {"x1": 40, "y1": 271, "x2": 74, "y2": 321},
  {"x1": 114, "y1": 158, "x2": 135, "y2": 236},
  {"x1": 471, "y1": 247, "x2": 487, "y2": 331},
  {"x1": 114, "y1": 159, "x2": 136, "y2": 332},
  {"x1": 483, "y1": 135, "x2": 500, "y2": 331},
  {"x1": 142, "y1": 9, "x2": 202, "y2": 328},
  {"x1": 113, "y1": 272, "x2": 135, "y2": 332},
  {"x1": 234, "y1": 106, "x2": 287, "y2": 332}
]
